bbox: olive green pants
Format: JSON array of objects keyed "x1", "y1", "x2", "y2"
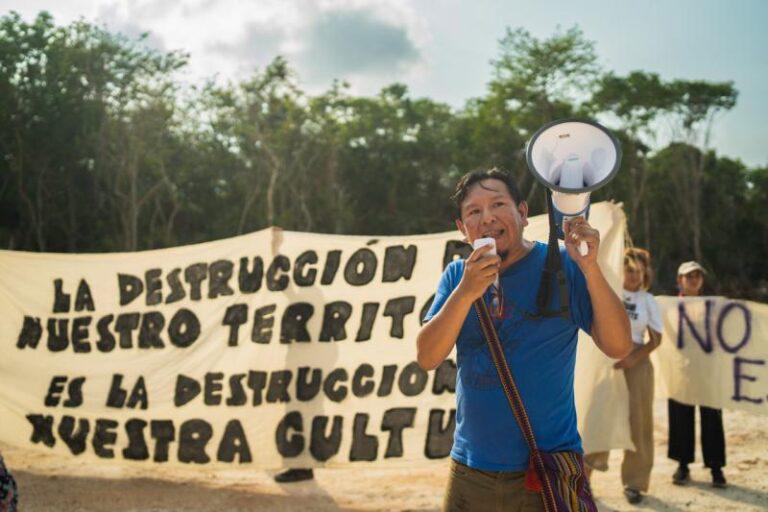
[
  {"x1": 585, "y1": 357, "x2": 655, "y2": 492},
  {"x1": 443, "y1": 459, "x2": 545, "y2": 512}
]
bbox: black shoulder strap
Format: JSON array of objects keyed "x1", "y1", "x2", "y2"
[{"x1": 529, "y1": 189, "x2": 570, "y2": 319}]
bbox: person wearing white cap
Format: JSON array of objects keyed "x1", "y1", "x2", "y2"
[
  {"x1": 667, "y1": 261, "x2": 727, "y2": 488},
  {"x1": 677, "y1": 261, "x2": 706, "y2": 279}
]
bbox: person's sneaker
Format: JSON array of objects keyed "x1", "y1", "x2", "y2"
[
  {"x1": 623, "y1": 487, "x2": 643, "y2": 504},
  {"x1": 274, "y1": 468, "x2": 314, "y2": 483},
  {"x1": 711, "y1": 468, "x2": 727, "y2": 488},
  {"x1": 672, "y1": 464, "x2": 690, "y2": 485}
]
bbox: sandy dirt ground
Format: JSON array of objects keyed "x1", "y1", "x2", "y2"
[{"x1": 3, "y1": 396, "x2": 767, "y2": 511}]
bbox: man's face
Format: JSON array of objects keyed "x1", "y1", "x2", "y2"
[
  {"x1": 455, "y1": 179, "x2": 528, "y2": 258},
  {"x1": 677, "y1": 270, "x2": 704, "y2": 296}
]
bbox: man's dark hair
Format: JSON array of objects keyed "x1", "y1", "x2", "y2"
[{"x1": 451, "y1": 168, "x2": 523, "y2": 219}]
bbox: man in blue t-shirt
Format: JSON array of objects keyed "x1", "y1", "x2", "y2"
[{"x1": 417, "y1": 168, "x2": 632, "y2": 511}]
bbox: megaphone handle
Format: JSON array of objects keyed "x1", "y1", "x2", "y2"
[{"x1": 563, "y1": 213, "x2": 590, "y2": 256}]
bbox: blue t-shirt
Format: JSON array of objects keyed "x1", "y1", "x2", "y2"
[{"x1": 424, "y1": 241, "x2": 593, "y2": 471}]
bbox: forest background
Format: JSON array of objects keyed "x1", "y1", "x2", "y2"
[{"x1": 2, "y1": 12, "x2": 766, "y2": 299}]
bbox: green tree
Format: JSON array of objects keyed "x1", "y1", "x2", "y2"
[
  {"x1": 2, "y1": 14, "x2": 764, "y2": 301},
  {"x1": 204, "y1": 57, "x2": 342, "y2": 234},
  {"x1": 0, "y1": 11, "x2": 187, "y2": 251},
  {"x1": 589, "y1": 71, "x2": 671, "y2": 240},
  {"x1": 482, "y1": 26, "x2": 601, "y2": 212},
  {"x1": 332, "y1": 83, "x2": 458, "y2": 234},
  {"x1": 666, "y1": 80, "x2": 738, "y2": 262}
]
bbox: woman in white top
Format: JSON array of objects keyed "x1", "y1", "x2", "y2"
[{"x1": 585, "y1": 248, "x2": 662, "y2": 505}]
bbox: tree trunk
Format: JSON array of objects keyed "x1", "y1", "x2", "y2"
[
  {"x1": 129, "y1": 155, "x2": 139, "y2": 251},
  {"x1": 643, "y1": 204, "x2": 651, "y2": 249},
  {"x1": 691, "y1": 153, "x2": 703, "y2": 263},
  {"x1": 34, "y1": 164, "x2": 47, "y2": 252},
  {"x1": 67, "y1": 184, "x2": 78, "y2": 252},
  {"x1": 688, "y1": 116, "x2": 714, "y2": 264},
  {"x1": 157, "y1": 162, "x2": 179, "y2": 245},
  {"x1": 237, "y1": 186, "x2": 258, "y2": 234},
  {"x1": 266, "y1": 164, "x2": 278, "y2": 227}
]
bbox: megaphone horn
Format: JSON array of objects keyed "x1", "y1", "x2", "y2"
[{"x1": 525, "y1": 119, "x2": 622, "y2": 256}]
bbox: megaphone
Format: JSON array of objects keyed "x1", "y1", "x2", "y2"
[{"x1": 525, "y1": 119, "x2": 621, "y2": 256}]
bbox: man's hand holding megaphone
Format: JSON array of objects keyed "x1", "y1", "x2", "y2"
[{"x1": 563, "y1": 216, "x2": 601, "y2": 273}]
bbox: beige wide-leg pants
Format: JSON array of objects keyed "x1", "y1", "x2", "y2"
[{"x1": 585, "y1": 357, "x2": 655, "y2": 492}]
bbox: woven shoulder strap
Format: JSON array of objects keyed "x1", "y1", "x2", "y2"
[{"x1": 474, "y1": 297, "x2": 558, "y2": 512}]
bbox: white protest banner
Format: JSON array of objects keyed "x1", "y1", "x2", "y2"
[
  {"x1": 654, "y1": 296, "x2": 767, "y2": 415},
  {"x1": 0, "y1": 202, "x2": 629, "y2": 468}
]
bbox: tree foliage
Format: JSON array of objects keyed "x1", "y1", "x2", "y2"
[{"x1": 1, "y1": 12, "x2": 765, "y2": 300}]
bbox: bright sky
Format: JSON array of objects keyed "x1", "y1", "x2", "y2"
[{"x1": 5, "y1": 0, "x2": 767, "y2": 167}]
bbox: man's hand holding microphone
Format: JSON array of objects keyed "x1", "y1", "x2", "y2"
[
  {"x1": 457, "y1": 238, "x2": 501, "y2": 302},
  {"x1": 416, "y1": 238, "x2": 501, "y2": 370}
]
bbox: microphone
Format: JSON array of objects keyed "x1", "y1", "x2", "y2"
[
  {"x1": 472, "y1": 237, "x2": 502, "y2": 315},
  {"x1": 472, "y1": 237, "x2": 500, "y2": 290}
]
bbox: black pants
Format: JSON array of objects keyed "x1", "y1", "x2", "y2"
[{"x1": 667, "y1": 399, "x2": 726, "y2": 469}]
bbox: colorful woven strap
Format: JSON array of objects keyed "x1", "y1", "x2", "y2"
[
  {"x1": 474, "y1": 297, "x2": 597, "y2": 512},
  {"x1": 474, "y1": 297, "x2": 559, "y2": 512}
]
